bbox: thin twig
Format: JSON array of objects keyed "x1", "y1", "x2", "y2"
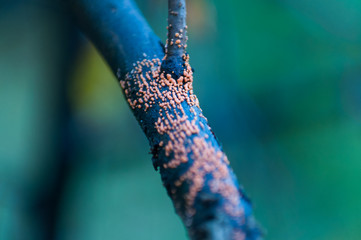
[{"x1": 166, "y1": 0, "x2": 187, "y2": 58}]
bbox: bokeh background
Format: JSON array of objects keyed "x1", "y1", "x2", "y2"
[{"x1": 1, "y1": 0, "x2": 361, "y2": 239}]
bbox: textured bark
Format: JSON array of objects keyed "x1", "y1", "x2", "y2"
[
  {"x1": 65, "y1": 0, "x2": 262, "y2": 239},
  {"x1": 165, "y1": 0, "x2": 187, "y2": 58}
]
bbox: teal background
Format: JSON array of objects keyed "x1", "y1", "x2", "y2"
[{"x1": 0, "y1": 0, "x2": 361, "y2": 239}]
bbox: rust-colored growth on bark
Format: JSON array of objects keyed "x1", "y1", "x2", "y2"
[{"x1": 120, "y1": 54, "x2": 244, "y2": 222}]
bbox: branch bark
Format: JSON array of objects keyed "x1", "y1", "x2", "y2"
[
  {"x1": 166, "y1": 0, "x2": 187, "y2": 58},
  {"x1": 65, "y1": 0, "x2": 262, "y2": 239}
]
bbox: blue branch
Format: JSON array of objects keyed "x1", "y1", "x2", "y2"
[{"x1": 66, "y1": 0, "x2": 262, "y2": 239}]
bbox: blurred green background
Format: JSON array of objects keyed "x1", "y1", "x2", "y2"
[{"x1": 1, "y1": 0, "x2": 361, "y2": 239}]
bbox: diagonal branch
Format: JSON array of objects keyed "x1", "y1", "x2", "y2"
[{"x1": 65, "y1": 0, "x2": 263, "y2": 239}]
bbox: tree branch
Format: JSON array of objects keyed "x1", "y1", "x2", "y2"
[
  {"x1": 65, "y1": 0, "x2": 262, "y2": 239},
  {"x1": 166, "y1": 0, "x2": 187, "y2": 58}
]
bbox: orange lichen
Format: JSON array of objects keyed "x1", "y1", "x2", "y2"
[
  {"x1": 170, "y1": 11, "x2": 178, "y2": 16},
  {"x1": 119, "y1": 53, "x2": 243, "y2": 222},
  {"x1": 232, "y1": 230, "x2": 246, "y2": 240}
]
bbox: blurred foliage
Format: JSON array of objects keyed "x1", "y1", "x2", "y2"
[{"x1": 1, "y1": 0, "x2": 361, "y2": 240}]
